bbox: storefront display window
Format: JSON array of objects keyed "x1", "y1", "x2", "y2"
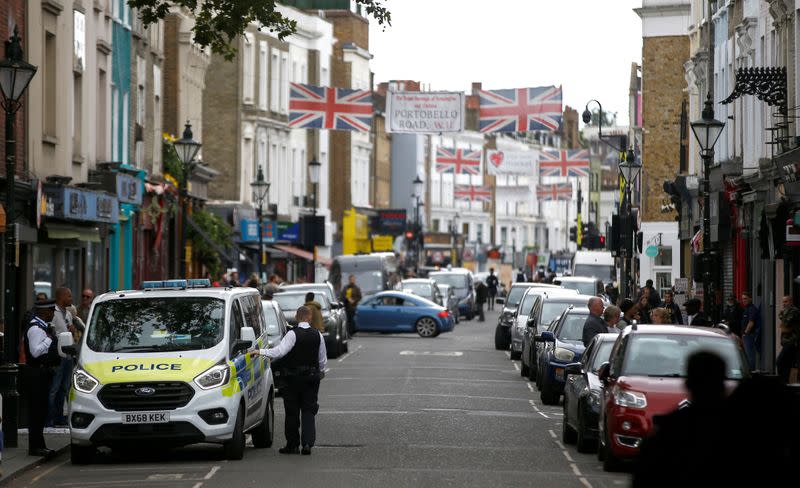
[{"x1": 33, "y1": 247, "x2": 55, "y2": 300}]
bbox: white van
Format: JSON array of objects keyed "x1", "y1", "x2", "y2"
[
  {"x1": 571, "y1": 251, "x2": 616, "y2": 284},
  {"x1": 58, "y1": 279, "x2": 274, "y2": 464}
]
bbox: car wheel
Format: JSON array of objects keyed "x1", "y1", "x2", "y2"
[
  {"x1": 540, "y1": 375, "x2": 560, "y2": 405},
  {"x1": 494, "y1": 325, "x2": 510, "y2": 350},
  {"x1": 70, "y1": 444, "x2": 95, "y2": 465},
  {"x1": 576, "y1": 408, "x2": 594, "y2": 453},
  {"x1": 509, "y1": 349, "x2": 521, "y2": 360},
  {"x1": 251, "y1": 392, "x2": 274, "y2": 448},
  {"x1": 223, "y1": 404, "x2": 246, "y2": 460},
  {"x1": 520, "y1": 359, "x2": 530, "y2": 377},
  {"x1": 562, "y1": 399, "x2": 577, "y2": 444},
  {"x1": 416, "y1": 317, "x2": 438, "y2": 338},
  {"x1": 602, "y1": 424, "x2": 622, "y2": 472}
]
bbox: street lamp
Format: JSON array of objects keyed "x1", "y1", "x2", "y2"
[
  {"x1": 308, "y1": 157, "x2": 321, "y2": 215},
  {"x1": 450, "y1": 213, "x2": 460, "y2": 268},
  {"x1": 618, "y1": 148, "x2": 641, "y2": 299},
  {"x1": 510, "y1": 227, "x2": 517, "y2": 269},
  {"x1": 412, "y1": 175, "x2": 424, "y2": 270},
  {"x1": 173, "y1": 121, "x2": 201, "y2": 278},
  {"x1": 0, "y1": 25, "x2": 37, "y2": 449},
  {"x1": 690, "y1": 94, "x2": 725, "y2": 321},
  {"x1": 251, "y1": 166, "x2": 270, "y2": 283}
]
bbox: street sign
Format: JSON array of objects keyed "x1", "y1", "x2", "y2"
[{"x1": 645, "y1": 245, "x2": 659, "y2": 257}]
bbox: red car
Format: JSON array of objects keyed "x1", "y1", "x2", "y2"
[{"x1": 596, "y1": 324, "x2": 748, "y2": 471}]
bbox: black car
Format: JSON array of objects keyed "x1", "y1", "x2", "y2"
[
  {"x1": 562, "y1": 333, "x2": 618, "y2": 452},
  {"x1": 494, "y1": 283, "x2": 561, "y2": 350}
]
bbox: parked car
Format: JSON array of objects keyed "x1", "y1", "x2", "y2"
[
  {"x1": 429, "y1": 268, "x2": 475, "y2": 320},
  {"x1": 521, "y1": 293, "x2": 595, "y2": 381},
  {"x1": 437, "y1": 284, "x2": 459, "y2": 324},
  {"x1": 354, "y1": 291, "x2": 454, "y2": 337},
  {"x1": 562, "y1": 333, "x2": 618, "y2": 452},
  {"x1": 280, "y1": 282, "x2": 347, "y2": 337},
  {"x1": 534, "y1": 306, "x2": 590, "y2": 405},
  {"x1": 554, "y1": 276, "x2": 604, "y2": 296},
  {"x1": 400, "y1": 278, "x2": 444, "y2": 306},
  {"x1": 272, "y1": 291, "x2": 348, "y2": 358},
  {"x1": 511, "y1": 286, "x2": 578, "y2": 359},
  {"x1": 597, "y1": 325, "x2": 749, "y2": 471},
  {"x1": 261, "y1": 299, "x2": 291, "y2": 394},
  {"x1": 495, "y1": 283, "x2": 565, "y2": 351}
]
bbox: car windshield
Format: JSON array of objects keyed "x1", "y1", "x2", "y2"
[
  {"x1": 519, "y1": 293, "x2": 538, "y2": 315},
  {"x1": 573, "y1": 264, "x2": 614, "y2": 281},
  {"x1": 506, "y1": 286, "x2": 528, "y2": 307},
  {"x1": 558, "y1": 314, "x2": 587, "y2": 342},
  {"x1": 403, "y1": 282, "x2": 433, "y2": 298},
  {"x1": 87, "y1": 297, "x2": 225, "y2": 353},
  {"x1": 274, "y1": 293, "x2": 329, "y2": 311},
  {"x1": 591, "y1": 341, "x2": 616, "y2": 371},
  {"x1": 561, "y1": 281, "x2": 597, "y2": 295},
  {"x1": 261, "y1": 304, "x2": 283, "y2": 337},
  {"x1": 541, "y1": 301, "x2": 587, "y2": 325},
  {"x1": 430, "y1": 273, "x2": 468, "y2": 290},
  {"x1": 285, "y1": 285, "x2": 334, "y2": 302},
  {"x1": 349, "y1": 271, "x2": 384, "y2": 293},
  {"x1": 623, "y1": 334, "x2": 746, "y2": 379}
]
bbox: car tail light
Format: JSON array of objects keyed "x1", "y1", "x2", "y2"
[{"x1": 437, "y1": 310, "x2": 449, "y2": 318}]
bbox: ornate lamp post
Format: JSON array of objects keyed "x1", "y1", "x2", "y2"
[
  {"x1": 0, "y1": 25, "x2": 37, "y2": 449},
  {"x1": 172, "y1": 121, "x2": 201, "y2": 278},
  {"x1": 510, "y1": 227, "x2": 517, "y2": 270},
  {"x1": 618, "y1": 148, "x2": 641, "y2": 300},
  {"x1": 690, "y1": 95, "x2": 725, "y2": 320},
  {"x1": 251, "y1": 166, "x2": 270, "y2": 282},
  {"x1": 308, "y1": 157, "x2": 321, "y2": 215}
]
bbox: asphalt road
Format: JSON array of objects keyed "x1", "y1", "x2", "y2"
[{"x1": 6, "y1": 309, "x2": 631, "y2": 488}]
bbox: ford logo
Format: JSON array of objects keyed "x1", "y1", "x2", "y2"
[{"x1": 135, "y1": 387, "x2": 156, "y2": 396}]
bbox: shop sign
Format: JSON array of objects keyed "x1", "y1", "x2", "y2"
[
  {"x1": 386, "y1": 91, "x2": 464, "y2": 133},
  {"x1": 239, "y1": 219, "x2": 298, "y2": 243},
  {"x1": 43, "y1": 186, "x2": 119, "y2": 223},
  {"x1": 117, "y1": 173, "x2": 143, "y2": 205},
  {"x1": 374, "y1": 209, "x2": 407, "y2": 235},
  {"x1": 487, "y1": 150, "x2": 538, "y2": 175}
]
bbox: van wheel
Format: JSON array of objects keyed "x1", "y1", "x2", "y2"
[
  {"x1": 223, "y1": 405, "x2": 246, "y2": 460},
  {"x1": 70, "y1": 444, "x2": 94, "y2": 465},
  {"x1": 251, "y1": 393, "x2": 274, "y2": 448}
]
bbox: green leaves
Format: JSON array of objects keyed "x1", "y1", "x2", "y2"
[
  {"x1": 188, "y1": 208, "x2": 233, "y2": 277},
  {"x1": 128, "y1": 0, "x2": 391, "y2": 60}
]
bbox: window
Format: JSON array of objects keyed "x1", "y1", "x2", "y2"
[
  {"x1": 270, "y1": 50, "x2": 279, "y2": 112},
  {"x1": 476, "y1": 223, "x2": 483, "y2": 243},
  {"x1": 258, "y1": 41, "x2": 267, "y2": 110},
  {"x1": 230, "y1": 300, "x2": 244, "y2": 349},
  {"x1": 242, "y1": 34, "x2": 254, "y2": 103},
  {"x1": 73, "y1": 72, "x2": 82, "y2": 153},
  {"x1": 462, "y1": 222, "x2": 469, "y2": 239},
  {"x1": 136, "y1": 56, "x2": 145, "y2": 126},
  {"x1": 432, "y1": 219, "x2": 440, "y2": 232},
  {"x1": 44, "y1": 31, "x2": 57, "y2": 137},
  {"x1": 97, "y1": 69, "x2": 107, "y2": 158},
  {"x1": 153, "y1": 64, "x2": 162, "y2": 168},
  {"x1": 280, "y1": 52, "x2": 288, "y2": 113},
  {"x1": 500, "y1": 227, "x2": 507, "y2": 245},
  {"x1": 111, "y1": 84, "x2": 118, "y2": 157},
  {"x1": 240, "y1": 296, "x2": 263, "y2": 337},
  {"x1": 654, "y1": 247, "x2": 672, "y2": 267}
]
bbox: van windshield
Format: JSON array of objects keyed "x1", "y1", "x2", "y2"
[
  {"x1": 348, "y1": 271, "x2": 384, "y2": 293},
  {"x1": 573, "y1": 264, "x2": 614, "y2": 281},
  {"x1": 431, "y1": 273, "x2": 468, "y2": 290},
  {"x1": 87, "y1": 297, "x2": 225, "y2": 353}
]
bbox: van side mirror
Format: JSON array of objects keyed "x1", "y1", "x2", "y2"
[
  {"x1": 598, "y1": 362, "x2": 612, "y2": 385},
  {"x1": 58, "y1": 331, "x2": 76, "y2": 357},
  {"x1": 241, "y1": 326, "x2": 256, "y2": 345},
  {"x1": 564, "y1": 362, "x2": 582, "y2": 376}
]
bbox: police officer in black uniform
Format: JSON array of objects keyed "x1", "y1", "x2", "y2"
[
  {"x1": 253, "y1": 306, "x2": 327, "y2": 455},
  {"x1": 23, "y1": 299, "x2": 59, "y2": 457}
]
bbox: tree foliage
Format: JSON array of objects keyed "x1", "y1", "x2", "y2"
[
  {"x1": 188, "y1": 208, "x2": 233, "y2": 278},
  {"x1": 129, "y1": 0, "x2": 391, "y2": 60}
]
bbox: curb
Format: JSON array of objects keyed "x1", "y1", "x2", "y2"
[{"x1": 0, "y1": 444, "x2": 70, "y2": 486}]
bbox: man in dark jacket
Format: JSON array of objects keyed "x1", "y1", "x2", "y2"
[
  {"x1": 660, "y1": 290, "x2": 683, "y2": 324},
  {"x1": 685, "y1": 298, "x2": 710, "y2": 326},
  {"x1": 485, "y1": 268, "x2": 499, "y2": 311},
  {"x1": 475, "y1": 281, "x2": 488, "y2": 322},
  {"x1": 582, "y1": 297, "x2": 608, "y2": 346}
]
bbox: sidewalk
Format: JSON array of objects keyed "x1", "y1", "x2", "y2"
[{"x1": 0, "y1": 429, "x2": 71, "y2": 484}]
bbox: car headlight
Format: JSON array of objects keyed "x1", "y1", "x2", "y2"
[
  {"x1": 553, "y1": 347, "x2": 575, "y2": 361},
  {"x1": 194, "y1": 363, "x2": 231, "y2": 390},
  {"x1": 73, "y1": 368, "x2": 99, "y2": 394},
  {"x1": 612, "y1": 385, "x2": 647, "y2": 409}
]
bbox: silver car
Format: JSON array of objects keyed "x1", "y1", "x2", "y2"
[
  {"x1": 400, "y1": 278, "x2": 444, "y2": 305},
  {"x1": 437, "y1": 284, "x2": 460, "y2": 324},
  {"x1": 280, "y1": 282, "x2": 348, "y2": 342},
  {"x1": 272, "y1": 291, "x2": 348, "y2": 358},
  {"x1": 509, "y1": 286, "x2": 578, "y2": 359}
]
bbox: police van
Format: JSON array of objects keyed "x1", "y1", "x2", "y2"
[{"x1": 57, "y1": 279, "x2": 274, "y2": 464}]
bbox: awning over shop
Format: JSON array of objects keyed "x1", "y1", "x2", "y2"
[
  {"x1": 46, "y1": 222, "x2": 101, "y2": 242},
  {"x1": 270, "y1": 244, "x2": 331, "y2": 266}
]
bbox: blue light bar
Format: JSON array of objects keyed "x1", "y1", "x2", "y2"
[
  {"x1": 142, "y1": 279, "x2": 211, "y2": 290},
  {"x1": 142, "y1": 281, "x2": 165, "y2": 289},
  {"x1": 164, "y1": 279, "x2": 189, "y2": 288},
  {"x1": 187, "y1": 279, "x2": 211, "y2": 288}
]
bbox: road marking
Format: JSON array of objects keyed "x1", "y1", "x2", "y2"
[
  {"x1": 548, "y1": 429, "x2": 557, "y2": 439},
  {"x1": 504, "y1": 351, "x2": 511, "y2": 358},
  {"x1": 538, "y1": 411, "x2": 550, "y2": 418},
  {"x1": 569, "y1": 463, "x2": 581, "y2": 476},
  {"x1": 399, "y1": 350, "x2": 464, "y2": 356},
  {"x1": 337, "y1": 344, "x2": 363, "y2": 362},
  {"x1": 527, "y1": 382, "x2": 535, "y2": 393},
  {"x1": 326, "y1": 393, "x2": 534, "y2": 402},
  {"x1": 325, "y1": 376, "x2": 523, "y2": 384},
  {"x1": 563, "y1": 450, "x2": 575, "y2": 463},
  {"x1": 32, "y1": 459, "x2": 69, "y2": 482},
  {"x1": 320, "y1": 410, "x2": 409, "y2": 414},
  {"x1": 81, "y1": 466, "x2": 214, "y2": 472},
  {"x1": 203, "y1": 466, "x2": 221, "y2": 480},
  {"x1": 528, "y1": 399, "x2": 540, "y2": 411},
  {"x1": 554, "y1": 440, "x2": 565, "y2": 450},
  {"x1": 512, "y1": 362, "x2": 520, "y2": 372},
  {"x1": 324, "y1": 368, "x2": 331, "y2": 374},
  {"x1": 192, "y1": 484, "x2": 204, "y2": 488},
  {"x1": 579, "y1": 477, "x2": 593, "y2": 488},
  {"x1": 147, "y1": 474, "x2": 184, "y2": 481}
]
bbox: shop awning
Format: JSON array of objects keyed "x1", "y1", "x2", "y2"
[
  {"x1": 270, "y1": 244, "x2": 332, "y2": 266},
  {"x1": 46, "y1": 223, "x2": 101, "y2": 242}
]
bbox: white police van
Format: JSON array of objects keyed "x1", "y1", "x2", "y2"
[{"x1": 58, "y1": 279, "x2": 274, "y2": 464}]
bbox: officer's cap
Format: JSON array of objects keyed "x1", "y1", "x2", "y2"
[{"x1": 34, "y1": 299, "x2": 56, "y2": 310}]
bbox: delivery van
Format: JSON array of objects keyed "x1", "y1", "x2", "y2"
[{"x1": 571, "y1": 250, "x2": 616, "y2": 285}]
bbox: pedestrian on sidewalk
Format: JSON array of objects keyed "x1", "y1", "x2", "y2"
[
  {"x1": 685, "y1": 298, "x2": 710, "y2": 326},
  {"x1": 252, "y1": 306, "x2": 326, "y2": 455},
  {"x1": 660, "y1": 290, "x2": 683, "y2": 324},
  {"x1": 475, "y1": 280, "x2": 488, "y2": 322},
  {"x1": 619, "y1": 298, "x2": 636, "y2": 328},
  {"x1": 304, "y1": 292, "x2": 325, "y2": 333},
  {"x1": 741, "y1": 291, "x2": 761, "y2": 371},
  {"x1": 722, "y1": 294, "x2": 743, "y2": 336},
  {"x1": 634, "y1": 293, "x2": 652, "y2": 324},
  {"x1": 777, "y1": 295, "x2": 800, "y2": 382},
  {"x1": 603, "y1": 305, "x2": 622, "y2": 333},
  {"x1": 77, "y1": 288, "x2": 94, "y2": 323},
  {"x1": 486, "y1": 268, "x2": 499, "y2": 311},
  {"x1": 23, "y1": 299, "x2": 59, "y2": 457},
  {"x1": 48, "y1": 287, "x2": 73, "y2": 427}
]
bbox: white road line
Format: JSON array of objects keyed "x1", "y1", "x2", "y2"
[
  {"x1": 337, "y1": 344, "x2": 363, "y2": 362},
  {"x1": 538, "y1": 411, "x2": 550, "y2": 419},
  {"x1": 204, "y1": 466, "x2": 221, "y2": 480},
  {"x1": 504, "y1": 351, "x2": 511, "y2": 358},
  {"x1": 513, "y1": 362, "x2": 520, "y2": 372},
  {"x1": 570, "y1": 463, "x2": 582, "y2": 476},
  {"x1": 554, "y1": 440, "x2": 565, "y2": 450},
  {"x1": 527, "y1": 382, "x2": 535, "y2": 393},
  {"x1": 319, "y1": 410, "x2": 409, "y2": 414},
  {"x1": 528, "y1": 399, "x2": 541, "y2": 412},
  {"x1": 548, "y1": 429, "x2": 557, "y2": 439},
  {"x1": 81, "y1": 466, "x2": 213, "y2": 472},
  {"x1": 192, "y1": 484, "x2": 204, "y2": 488},
  {"x1": 324, "y1": 368, "x2": 331, "y2": 374},
  {"x1": 579, "y1": 477, "x2": 593, "y2": 488},
  {"x1": 326, "y1": 393, "x2": 534, "y2": 402},
  {"x1": 33, "y1": 459, "x2": 69, "y2": 482},
  {"x1": 563, "y1": 451, "x2": 575, "y2": 463}
]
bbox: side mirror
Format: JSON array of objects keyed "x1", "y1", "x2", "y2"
[
  {"x1": 564, "y1": 362, "x2": 582, "y2": 376},
  {"x1": 232, "y1": 340, "x2": 251, "y2": 356},
  {"x1": 58, "y1": 331, "x2": 76, "y2": 358},
  {"x1": 598, "y1": 361, "x2": 611, "y2": 385},
  {"x1": 540, "y1": 330, "x2": 556, "y2": 342},
  {"x1": 240, "y1": 326, "x2": 256, "y2": 346}
]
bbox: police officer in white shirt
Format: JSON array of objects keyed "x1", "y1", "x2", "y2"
[
  {"x1": 23, "y1": 299, "x2": 59, "y2": 457},
  {"x1": 252, "y1": 306, "x2": 326, "y2": 455}
]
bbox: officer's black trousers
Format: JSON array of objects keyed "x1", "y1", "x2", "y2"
[
  {"x1": 282, "y1": 374, "x2": 321, "y2": 448},
  {"x1": 22, "y1": 365, "x2": 52, "y2": 451}
]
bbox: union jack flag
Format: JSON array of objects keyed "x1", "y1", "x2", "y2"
[
  {"x1": 435, "y1": 147, "x2": 482, "y2": 175},
  {"x1": 538, "y1": 149, "x2": 590, "y2": 178},
  {"x1": 536, "y1": 183, "x2": 573, "y2": 201},
  {"x1": 479, "y1": 86, "x2": 563, "y2": 133},
  {"x1": 288, "y1": 82, "x2": 372, "y2": 132},
  {"x1": 454, "y1": 185, "x2": 492, "y2": 203}
]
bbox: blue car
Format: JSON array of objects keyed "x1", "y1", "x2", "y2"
[
  {"x1": 535, "y1": 307, "x2": 588, "y2": 405},
  {"x1": 354, "y1": 291, "x2": 455, "y2": 337}
]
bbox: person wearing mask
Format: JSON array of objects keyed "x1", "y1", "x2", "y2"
[
  {"x1": 619, "y1": 298, "x2": 636, "y2": 328},
  {"x1": 77, "y1": 289, "x2": 94, "y2": 323},
  {"x1": 722, "y1": 294, "x2": 744, "y2": 337},
  {"x1": 304, "y1": 292, "x2": 325, "y2": 333},
  {"x1": 475, "y1": 280, "x2": 488, "y2": 322},
  {"x1": 485, "y1": 268, "x2": 499, "y2": 311},
  {"x1": 340, "y1": 275, "x2": 362, "y2": 336},
  {"x1": 684, "y1": 298, "x2": 710, "y2": 327},
  {"x1": 582, "y1": 297, "x2": 607, "y2": 346},
  {"x1": 660, "y1": 290, "x2": 683, "y2": 325},
  {"x1": 252, "y1": 306, "x2": 326, "y2": 455},
  {"x1": 603, "y1": 305, "x2": 622, "y2": 333},
  {"x1": 741, "y1": 291, "x2": 761, "y2": 371},
  {"x1": 48, "y1": 287, "x2": 73, "y2": 427},
  {"x1": 23, "y1": 300, "x2": 59, "y2": 457}
]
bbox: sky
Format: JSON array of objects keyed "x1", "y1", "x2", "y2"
[{"x1": 368, "y1": 0, "x2": 643, "y2": 126}]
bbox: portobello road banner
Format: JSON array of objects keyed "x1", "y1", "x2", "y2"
[
  {"x1": 487, "y1": 149, "x2": 539, "y2": 175},
  {"x1": 386, "y1": 91, "x2": 464, "y2": 133}
]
